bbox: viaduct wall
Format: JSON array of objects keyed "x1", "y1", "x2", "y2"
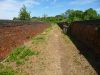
[
  {"x1": 70, "y1": 19, "x2": 100, "y2": 57},
  {"x1": 0, "y1": 20, "x2": 50, "y2": 60}
]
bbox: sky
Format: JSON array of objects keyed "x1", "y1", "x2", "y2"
[{"x1": 0, "y1": 0, "x2": 100, "y2": 19}]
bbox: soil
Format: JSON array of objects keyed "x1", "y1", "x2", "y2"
[{"x1": 39, "y1": 25, "x2": 97, "y2": 75}]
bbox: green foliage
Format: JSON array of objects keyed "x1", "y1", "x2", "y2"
[
  {"x1": 32, "y1": 34, "x2": 46, "y2": 44},
  {"x1": 7, "y1": 46, "x2": 25, "y2": 61},
  {"x1": 83, "y1": 8, "x2": 98, "y2": 20},
  {"x1": 64, "y1": 8, "x2": 100, "y2": 23},
  {"x1": 32, "y1": 15, "x2": 66, "y2": 23},
  {"x1": 0, "y1": 65, "x2": 14, "y2": 75},
  {"x1": 6, "y1": 46, "x2": 39, "y2": 63},
  {"x1": 13, "y1": 5, "x2": 31, "y2": 20},
  {"x1": 19, "y1": 5, "x2": 31, "y2": 20},
  {"x1": 64, "y1": 9, "x2": 84, "y2": 23},
  {"x1": 31, "y1": 17, "x2": 41, "y2": 21},
  {"x1": 97, "y1": 14, "x2": 100, "y2": 19},
  {"x1": 31, "y1": 8, "x2": 100, "y2": 23},
  {"x1": 19, "y1": 48, "x2": 38, "y2": 59},
  {"x1": 55, "y1": 15, "x2": 66, "y2": 22},
  {"x1": 32, "y1": 25, "x2": 53, "y2": 44},
  {"x1": 16, "y1": 60, "x2": 25, "y2": 65},
  {"x1": 13, "y1": 7, "x2": 100, "y2": 23},
  {"x1": 13, "y1": 17, "x2": 19, "y2": 20}
]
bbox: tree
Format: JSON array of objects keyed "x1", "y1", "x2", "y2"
[
  {"x1": 64, "y1": 8, "x2": 99, "y2": 23},
  {"x1": 19, "y1": 5, "x2": 31, "y2": 20},
  {"x1": 55, "y1": 15, "x2": 66, "y2": 22},
  {"x1": 13, "y1": 17, "x2": 19, "y2": 20},
  {"x1": 64, "y1": 9, "x2": 84, "y2": 23},
  {"x1": 83, "y1": 8, "x2": 98, "y2": 20},
  {"x1": 96, "y1": 13, "x2": 100, "y2": 19}
]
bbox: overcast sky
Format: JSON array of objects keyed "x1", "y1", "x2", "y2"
[{"x1": 0, "y1": 0, "x2": 100, "y2": 19}]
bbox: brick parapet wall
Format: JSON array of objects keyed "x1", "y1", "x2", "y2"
[
  {"x1": 70, "y1": 19, "x2": 100, "y2": 57},
  {"x1": 0, "y1": 20, "x2": 50, "y2": 60}
]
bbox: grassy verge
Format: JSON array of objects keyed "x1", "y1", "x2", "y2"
[
  {"x1": 0, "y1": 63, "x2": 14, "y2": 75},
  {"x1": 0, "y1": 63, "x2": 27, "y2": 75},
  {"x1": 32, "y1": 23, "x2": 53, "y2": 44},
  {"x1": 4, "y1": 24, "x2": 54, "y2": 63},
  {"x1": 0, "y1": 24, "x2": 53, "y2": 75},
  {"x1": 5, "y1": 46, "x2": 39, "y2": 65}
]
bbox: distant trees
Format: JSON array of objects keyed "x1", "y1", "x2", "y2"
[
  {"x1": 55, "y1": 15, "x2": 66, "y2": 22},
  {"x1": 64, "y1": 9, "x2": 84, "y2": 23},
  {"x1": 13, "y1": 7, "x2": 100, "y2": 23},
  {"x1": 97, "y1": 14, "x2": 100, "y2": 18},
  {"x1": 19, "y1": 5, "x2": 31, "y2": 20},
  {"x1": 36, "y1": 8, "x2": 100, "y2": 23},
  {"x1": 13, "y1": 17, "x2": 19, "y2": 20},
  {"x1": 64, "y1": 8, "x2": 99, "y2": 23},
  {"x1": 83, "y1": 8, "x2": 98, "y2": 20},
  {"x1": 13, "y1": 5, "x2": 31, "y2": 20}
]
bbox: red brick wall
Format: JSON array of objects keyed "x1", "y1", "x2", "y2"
[
  {"x1": 0, "y1": 21, "x2": 50, "y2": 60},
  {"x1": 71, "y1": 19, "x2": 100, "y2": 57}
]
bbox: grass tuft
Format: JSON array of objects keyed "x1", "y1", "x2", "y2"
[
  {"x1": 32, "y1": 34, "x2": 46, "y2": 44},
  {"x1": 0, "y1": 65, "x2": 14, "y2": 75},
  {"x1": 6, "y1": 46, "x2": 39, "y2": 64},
  {"x1": 32, "y1": 25, "x2": 53, "y2": 44},
  {"x1": 16, "y1": 60, "x2": 25, "y2": 65}
]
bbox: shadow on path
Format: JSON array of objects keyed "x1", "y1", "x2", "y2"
[
  {"x1": 67, "y1": 33, "x2": 100, "y2": 75},
  {"x1": 57, "y1": 22, "x2": 100, "y2": 74}
]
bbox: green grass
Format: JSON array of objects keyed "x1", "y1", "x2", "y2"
[
  {"x1": 32, "y1": 25, "x2": 53, "y2": 44},
  {"x1": 6, "y1": 46, "x2": 39, "y2": 65},
  {"x1": 0, "y1": 24, "x2": 53, "y2": 74},
  {"x1": 44, "y1": 25, "x2": 53, "y2": 33},
  {"x1": 32, "y1": 34, "x2": 46, "y2": 44},
  {"x1": 0, "y1": 63, "x2": 27, "y2": 75},
  {"x1": 0, "y1": 64, "x2": 14, "y2": 75},
  {"x1": 5, "y1": 25, "x2": 53, "y2": 64}
]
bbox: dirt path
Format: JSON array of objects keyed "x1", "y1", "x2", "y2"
[
  {"x1": 37, "y1": 25, "x2": 97, "y2": 75},
  {"x1": 2, "y1": 24, "x2": 97, "y2": 75},
  {"x1": 44, "y1": 25, "x2": 97, "y2": 75}
]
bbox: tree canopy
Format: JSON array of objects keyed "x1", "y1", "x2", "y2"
[
  {"x1": 63, "y1": 8, "x2": 99, "y2": 23},
  {"x1": 19, "y1": 5, "x2": 31, "y2": 20},
  {"x1": 13, "y1": 5, "x2": 31, "y2": 20},
  {"x1": 83, "y1": 8, "x2": 98, "y2": 20},
  {"x1": 13, "y1": 7, "x2": 100, "y2": 23}
]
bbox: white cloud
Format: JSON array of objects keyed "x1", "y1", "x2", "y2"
[
  {"x1": 69, "y1": 0, "x2": 97, "y2": 5},
  {"x1": 0, "y1": 0, "x2": 40, "y2": 19}
]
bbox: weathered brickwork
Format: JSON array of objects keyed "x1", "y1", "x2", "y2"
[{"x1": 0, "y1": 20, "x2": 50, "y2": 60}]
